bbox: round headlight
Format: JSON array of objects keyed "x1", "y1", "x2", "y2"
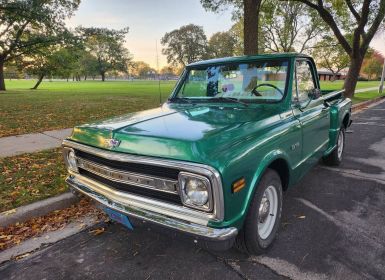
[
  {"x1": 67, "y1": 150, "x2": 78, "y2": 172},
  {"x1": 184, "y1": 178, "x2": 209, "y2": 206}
]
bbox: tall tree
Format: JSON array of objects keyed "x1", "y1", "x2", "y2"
[
  {"x1": 361, "y1": 50, "x2": 385, "y2": 80},
  {"x1": 208, "y1": 31, "x2": 237, "y2": 58},
  {"x1": 0, "y1": 0, "x2": 80, "y2": 91},
  {"x1": 287, "y1": 0, "x2": 385, "y2": 97},
  {"x1": 22, "y1": 46, "x2": 80, "y2": 89},
  {"x1": 312, "y1": 37, "x2": 350, "y2": 81},
  {"x1": 79, "y1": 27, "x2": 131, "y2": 81},
  {"x1": 161, "y1": 24, "x2": 208, "y2": 66},
  {"x1": 229, "y1": 21, "x2": 245, "y2": 55},
  {"x1": 261, "y1": 1, "x2": 325, "y2": 53},
  {"x1": 75, "y1": 50, "x2": 99, "y2": 80},
  {"x1": 201, "y1": 0, "x2": 262, "y2": 55},
  {"x1": 129, "y1": 61, "x2": 156, "y2": 78}
]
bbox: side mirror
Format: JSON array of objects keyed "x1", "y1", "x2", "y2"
[{"x1": 308, "y1": 88, "x2": 322, "y2": 100}]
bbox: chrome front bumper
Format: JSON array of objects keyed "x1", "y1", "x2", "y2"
[{"x1": 66, "y1": 174, "x2": 238, "y2": 243}]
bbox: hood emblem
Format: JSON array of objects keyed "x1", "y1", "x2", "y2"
[{"x1": 104, "y1": 138, "x2": 121, "y2": 149}]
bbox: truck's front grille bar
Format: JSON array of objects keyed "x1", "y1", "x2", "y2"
[
  {"x1": 77, "y1": 157, "x2": 179, "y2": 194},
  {"x1": 75, "y1": 149, "x2": 180, "y2": 180},
  {"x1": 78, "y1": 169, "x2": 182, "y2": 205}
]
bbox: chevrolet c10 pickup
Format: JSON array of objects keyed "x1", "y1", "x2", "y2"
[{"x1": 63, "y1": 53, "x2": 352, "y2": 254}]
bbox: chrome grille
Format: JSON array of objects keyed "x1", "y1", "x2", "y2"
[
  {"x1": 75, "y1": 149, "x2": 180, "y2": 179},
  {"x1": 77, "y1": 157, "x2": 179, "y2": 194}
]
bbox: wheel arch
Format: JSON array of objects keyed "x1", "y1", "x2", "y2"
[
  {"x1": 342, "y1": 112, "x2": 351, "y2": 128},
  {"x1": 246, "y1": 151, "x2": 291, "y2": 209}
]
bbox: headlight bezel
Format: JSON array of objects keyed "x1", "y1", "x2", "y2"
[
  {"x1": 63, "y1": 147, "x2": 78, "y2": 173},
  {"x1": 178, "y1": 172, "x2": 213, "y2": 212}
]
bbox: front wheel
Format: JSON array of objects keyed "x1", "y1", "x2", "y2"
[
  {"x1": 323, "y1": 127, "x2": 345, "y2": 166},
  {"x1": 235, "y1": 169, "x2": 283, "y2": 255}
]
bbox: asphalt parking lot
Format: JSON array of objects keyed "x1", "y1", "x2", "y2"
[{"x1": 1, "y1": 100, "x2": 385, "y2": 280}]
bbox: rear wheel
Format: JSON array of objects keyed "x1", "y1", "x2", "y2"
[
  {"x1": 323, "y1": 127, "x2": 345, "y2": 166},
  {"x1": 235, "y1": 169, "x2": 283, "y2": 255}
]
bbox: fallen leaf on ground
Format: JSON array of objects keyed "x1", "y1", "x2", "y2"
[
  {"x1": 14, "y1": 253, "x2": 30, "y2": 260},
  {"x1": 2, "y1": 209, "x2": 17, "y2": 216},
  {"x1": 89, "y1": 227, "x2": 105, "y2": 236},
  {"x1": 0, "y1": 198, "x2": 106, "y2": 252}
]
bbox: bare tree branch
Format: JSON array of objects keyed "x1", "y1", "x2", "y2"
[{"x1": 345, "y1": 0, "x2": 361, "y2": 22}]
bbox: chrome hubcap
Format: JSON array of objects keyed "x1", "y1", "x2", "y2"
[
  {"x1": 337, "y1": 130, "x2": 344, "y2": 160},
  {"x1": 258, "y1": 186, "x2": 278, "y2": 240},
  {"x1": 259, "y1": 197, "x2": 270, "y2": 223}
]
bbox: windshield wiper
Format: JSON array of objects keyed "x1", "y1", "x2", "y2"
[
  {"x1": 168, "y1": 97, "x2": 195, "y2": 104},
  {"x1": 211, "y1": 97, "x2": 249, "y2": 107}
]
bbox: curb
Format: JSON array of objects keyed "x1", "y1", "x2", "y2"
[
  {"x1": 0, "y1": 217, "x2": 101, "y2": 265},
  {"x1": 0, "y1": 192, "x2": 79, "y2": 228},
  {"x1": 352, "y1": 95, "x2": 385, "y2": 113}
]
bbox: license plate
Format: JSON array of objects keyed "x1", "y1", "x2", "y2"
[{"x1": 104, "y1": 208, "x2": 133, "y2": 230}]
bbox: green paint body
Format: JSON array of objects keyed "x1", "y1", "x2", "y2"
[{"x1": 68, "y1": 53, "x2": 352, "y2": 229}]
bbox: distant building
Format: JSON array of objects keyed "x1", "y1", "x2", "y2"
[{"x1": 317, "y1": 68, "x2": 348, "y2": 81}]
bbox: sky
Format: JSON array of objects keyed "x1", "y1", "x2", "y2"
[
  {"x1": 66, "y1": 0, "x2": 234, "y2": 68},
  {"x1": 66, "y1": 0, "x2": 385, "y2": 69}
]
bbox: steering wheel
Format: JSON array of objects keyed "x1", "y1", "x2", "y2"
[{"x1": 251, "y1": 83, "x2": 284, "y2": 97}]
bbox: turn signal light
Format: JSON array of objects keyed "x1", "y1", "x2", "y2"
[{"x1": 232, "y1": 178, "x2": 246, "y2": 193}]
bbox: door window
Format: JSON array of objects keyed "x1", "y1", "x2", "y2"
[{"x1": 294, "y1": 60, "x2": 316, "y2": 104}]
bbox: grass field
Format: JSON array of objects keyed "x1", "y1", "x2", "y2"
[
  {"x1": 320, "y1": 80, "x2": 384, "y2": 104},
  {"x1": 319, "y1": 80, "x2": 379, "y2": 90},
  {"x1": 0, "y1": 79, "x2": 383, "y2": 137},
  {"x1": 0, "y1": 80, "x2": 175, "y2": 137},
  {"x1": 0, "y1": 149, "x2": 67, "y2": 212}
]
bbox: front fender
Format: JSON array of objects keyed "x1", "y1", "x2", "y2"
[{"x1": 209, "y1": 150, "x2": 291, "y2": 229}]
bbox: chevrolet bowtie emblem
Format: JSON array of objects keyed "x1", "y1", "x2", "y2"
[{"x1": 104, "y1": 138, "x2": 121, "y2": 148}]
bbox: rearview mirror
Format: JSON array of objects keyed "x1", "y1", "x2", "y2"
[{"x1": 308, "y1": 88, "x2": 322, "y2": 100}]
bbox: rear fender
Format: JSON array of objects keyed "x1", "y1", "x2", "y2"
[{"x1": 324, "y1": 98, "x2": 352, "y2": 155}]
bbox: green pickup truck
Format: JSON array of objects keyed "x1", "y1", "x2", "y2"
[{"x1": 63, "y1": 53, "x2": 352, "y2": 254}]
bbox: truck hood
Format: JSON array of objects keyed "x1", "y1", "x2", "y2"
[{"x1": 69, "y1": 103, "x2": 282, "y2": 165}]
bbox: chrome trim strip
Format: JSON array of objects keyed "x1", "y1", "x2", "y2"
[
  {"x1": 62, "y1": 139, "x2": 225, "y2": 221},
  {"x1": 66, "y1": 175, "x2": 237, "y2": 241},
  {"x1": 77, "y1": 157, "x2": 179, "y2": 194}
]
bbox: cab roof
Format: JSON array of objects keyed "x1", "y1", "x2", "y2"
[{"x1": 187, "y1": 53, "x2": 311, "y2": 67}]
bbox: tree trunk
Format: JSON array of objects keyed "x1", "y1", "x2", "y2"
[
  {"x1": 84, "y1": 75, "x2": 87, "y2": 81},
  {"x1": 101, "y1": 72, "x2": 105, "y2": 82},
  {"x1": 331, "y1": 72, "x2": 336, "y2": 82},
  {"x1": 31, "y1": 74, "x2": 44, "y2": 90},
  {"x1": 344, "y1": 55, "x2": 364, "y2": 98},
  {"x1": 0, "y1": 60, "x2": 6, "y2": 91},
  {"x1": 243, "y1": 0, "x2": 261, "y2": 55}
]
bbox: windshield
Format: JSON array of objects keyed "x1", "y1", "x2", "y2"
[{"x1": 173, "y1": 59, "x2": 289, "y2": 103}]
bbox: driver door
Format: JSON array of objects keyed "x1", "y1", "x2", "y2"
[{"x1": 292, "y1": 59, "x2": 330, "y2": 167}]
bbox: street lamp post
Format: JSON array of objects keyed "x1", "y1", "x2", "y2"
[{"x1": 379, "y1": 58, "x2": 385, "y2": 94}]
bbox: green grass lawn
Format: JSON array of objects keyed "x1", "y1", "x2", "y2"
[
  {"x1": 0, "y1": 80, "x2": 176, "y2": 137},
  {"x1": 0, "y1": 149, "x2": 67, "y2": 212},
  {"x1": 0, "y1": 79, "x2": 383, "y2": 137},
  {"x1": 320, "y1": 80, "x2": 383, "y2": 104},
  {"x1": 319, "y1": 80, "x2": 380, "y2": 90}
]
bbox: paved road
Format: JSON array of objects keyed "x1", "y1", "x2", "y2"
[{"x1": 1, "y1": 101, "x2": 385, "y2": 280}]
